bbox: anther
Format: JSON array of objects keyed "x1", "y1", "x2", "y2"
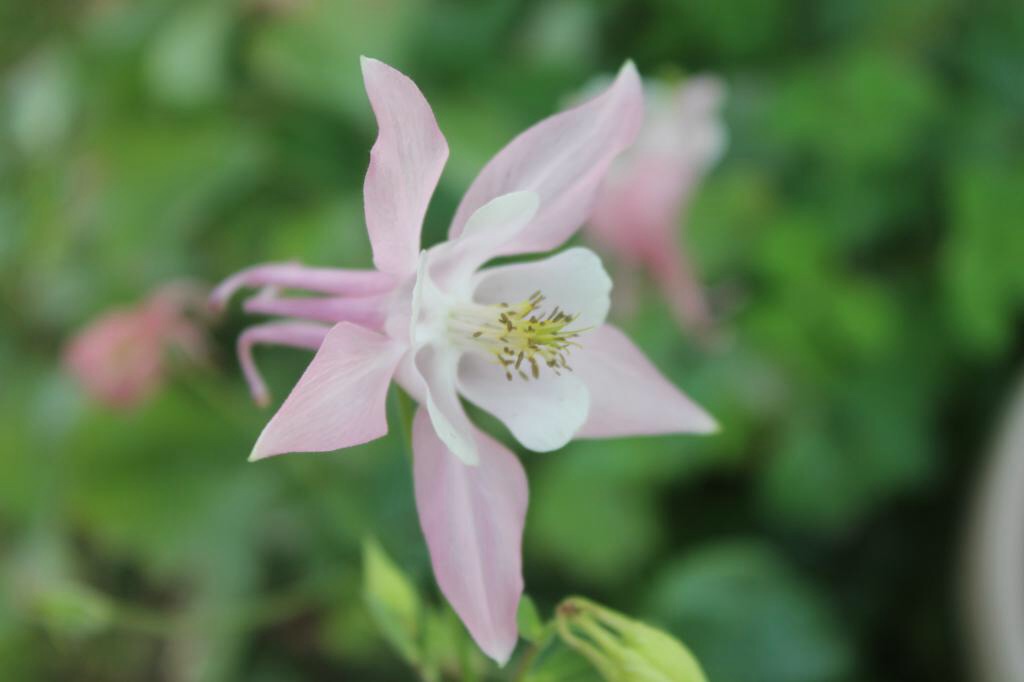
[{"x1": 455, "y1": 288, "x2": 587, "y2": 382}]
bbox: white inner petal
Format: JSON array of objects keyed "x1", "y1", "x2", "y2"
[
  {"x1": 458, "y1": 352, "x2": 590, "y2": 453},
  {"x1": 403, "y1": 215, "x2": 608, "y2": 461},
  {"x1": 471, "y1": 247, "x2": 612, "y2": 330},
  {"x1": 414, "y1": 344, "x2": 479, "y2": 465},
  {"x1": 428, "y1": 191, "x2": 539, "y2": 296}
]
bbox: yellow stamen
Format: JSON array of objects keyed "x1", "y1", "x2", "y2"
[{"x1": 448, "y1": 291, "x2": 586, "y2": 381}]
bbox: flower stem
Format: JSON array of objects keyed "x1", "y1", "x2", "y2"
[
  {"x1": 393, "y1": 386, "x2": 416, "y2": 459},
  {"x1": 510, "y1": 640, "x2": 542, "y2": 681}
]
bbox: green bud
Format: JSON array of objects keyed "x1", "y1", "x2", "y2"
[{"x1": 555, "y1": 597, "x2": 707, "y2": 682}]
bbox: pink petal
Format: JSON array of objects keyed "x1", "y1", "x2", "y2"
[
  {"x1": 449, "y1": 61, "x2": 643, "y2": 256},
  {"x1": 672, "y1": 76, "x2": 728, "y2": 170},
  {"x1": 237, "y1": 321, "x2": 331, "y2": 407},
  {"x1": 589, "y1": 159, "x2": 712, "y2": 332},
  {"x1": 587, "y1": 156, "x2": 689, "y2": 266},
  {"x1": 362, "y1": 56, "x2": 449, "y2": 276},
  {"x1": 210, "y1": 262, "x2": 394, "y2": 312},
  {"x1": 242, "y1": 293, "x2": 389, "y2": 329},
  {"x1": 648, "y1": 242, "x2": 713, "y2": 335},
  {"x1": 584, "y1": 74, "x2": 726, "y2": 335},
  {"x1": 572, "y1": 324, "x2": 717, "y2": 437},
  {"x1": 412, "y1": 407, "x2": 527, "y2": 665},
  {"x1": 249, "y1": 322, "x2": 403, "y2": 461}
]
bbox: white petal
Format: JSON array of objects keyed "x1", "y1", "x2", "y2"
[
  {"x1": 458, "y1": 353, "x2": 589, "y2": 453},
  {"x1": 471, "y1": 247, "x2": 612, "y2": 329},
  {"x1": 414, "y1": 344, "x2": 479, "y2": 465},
  {"x1": 429, "y1": 191, "x2": 539, "y2": 293}
]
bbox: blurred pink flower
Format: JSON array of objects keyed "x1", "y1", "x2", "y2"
[
  {"x1": 212, "y1": 58, "x2": 716, "y2": 664},
  {"x1": 64, "y1": 283, "x2": 206, "y2": 408},
  {"x1": 587, "y1": 76, "x2": 727, "y2": 335}
]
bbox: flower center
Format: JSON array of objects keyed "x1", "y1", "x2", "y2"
[{"x1": 448, "y1": 291, "x2": 584, "y2": 381}]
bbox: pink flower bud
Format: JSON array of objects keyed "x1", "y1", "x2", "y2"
[{"x1": 63, "y1": 282, "x2": 207, "y2": 408}]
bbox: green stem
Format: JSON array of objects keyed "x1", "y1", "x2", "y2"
[
  {"x1": 511, "y1": 613, "x2": 561, "y2": 681},
  {"x1": 176, "y1": 377, "x2": 254, "y2": 439},
  {"x1": 510, "y1": 646, "x2": 538, "y2": 681},
  {"x1": 393, "y1": 386, "x2": 416, "y2": 458}
]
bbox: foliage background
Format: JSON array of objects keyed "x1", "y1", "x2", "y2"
[{"x1": 2, "y1": 0, "x2": 1023, "y2": 680}]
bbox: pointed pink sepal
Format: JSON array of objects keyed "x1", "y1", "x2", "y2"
[
  {"x1": 573, "y1": 324, "x2": 717, "y2": 437},
  {"x1": 450, "y1": 61, "x2": 644, "y2": 256},
  {"x1": 412, "y1": 408, "x2": 527, "y2": 665},
  {"x1": 249, "y1": 322, "x2": 404, "y2": 461}
]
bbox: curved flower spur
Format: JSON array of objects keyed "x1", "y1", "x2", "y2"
[{"x1": 211, "y1": 57, "x2": 717, "y2": 664}]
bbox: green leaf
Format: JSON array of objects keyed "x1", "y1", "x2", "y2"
[
  {"x1": 757, "y1": 347, "x2": 936, "y2": 533},
  {"x1": 942, "y1": 161, "x2": 1024, "y2": 354},
  {"x1": 6, "y1": 44, "x2": 76, "y2": 158},
  {"x1": 66, "y1": 386, "x2": 263, "y2": 577},
  {"x1": 31, "y1": 582, "x2": 114, "y2": 639},
  {"x1": 144, "y1": 1, "x2": 233, "y2": 108},
  {"x1": 517, "y1": 595, "x2": 545, "y2": 644},
  {"x1": 529, "y1": 452, "x2": 665, "y2": 584},
  {"x1": 421, "y1": 605, "x2": 489, "y2": 682},
  {"x1": 362, "y1": 537, "x2": 423, "y2": 666},
  {"x1": 645, "y1": 541, "x2": 853, "y2": 682},
  {"x1": 246, "y1": 0, "x2": 421, "y2": 118},
  {"x1": 768, "y1": 48, "x2": 939, "y2": 171}
]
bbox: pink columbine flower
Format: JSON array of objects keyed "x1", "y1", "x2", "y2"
[
  {"x1": 64, "y1": 282, "x2": 207, "y2": 408},
  {"x1": 586, "y1": 76, "x2": 727, "y2": 335},
  {"x1": 211, "y1": 57, "x2": 717, "y2": 664}
]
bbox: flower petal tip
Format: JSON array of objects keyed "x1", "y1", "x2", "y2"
[
  {"x1": 359, "y1": 55, "x2": 390, "y2": 77},
  {"x1": 616, "y1": 60, "x2": 642, "y2": 95},
  {"x1": 695, "y1": 411, "x2": 720, "y2": 435},
  {"x1": 486, "y1": 642, "x2": 516, "y2": 668},
  {"x1": 248, "y1": 434, "x2": 275, "y2": 462},
  {"x1": 468, "y1": 625, "x2": 519, "y2": 667},
  {"x1": 247, "y1": 443, "x2": 281, "y2": 462}
]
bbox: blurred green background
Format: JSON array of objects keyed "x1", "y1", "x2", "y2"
[{"x1": 3, "y1": 0, "x2": 1023, "y2": 680}]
